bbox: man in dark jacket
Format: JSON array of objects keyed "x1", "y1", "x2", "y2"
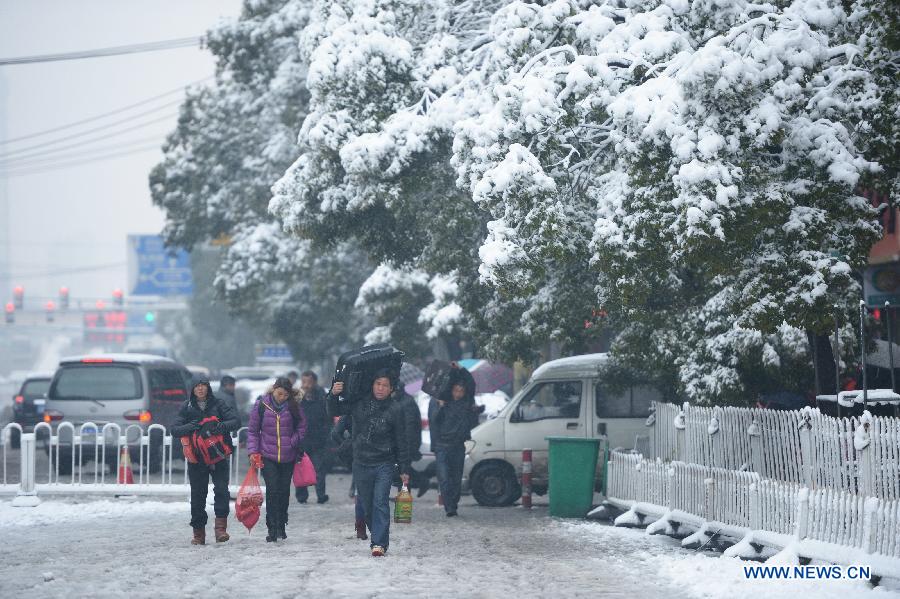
[
  {"x1": 218, "y1": 375, "x2": 240, "y2": 425},
  {"x1": 428, "y1": 364, "x2": 484, "y2": 517},
  {"x1": 328, "y1": 369, "x2": 410, "y2": 557},
  {"x1": 172, "y1": 376, "x2": 241, "y2": 545},
  {"x1": 296, "y1": 370, "x2": 331, "y2": 504}
]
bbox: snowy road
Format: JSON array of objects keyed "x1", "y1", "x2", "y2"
[{"x1": 0, "y1": 474, "x2": 896, "y2": 599}]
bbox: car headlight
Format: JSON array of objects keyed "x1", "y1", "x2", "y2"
[{"x1": 464, "y1": 439, "x2": 476, "y2": 454}]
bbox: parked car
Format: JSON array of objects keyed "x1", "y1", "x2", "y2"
[
  {"x1": 462, "y1": 353, "x2": 660, "y2": 507},
  {"x1": 8, "y1": 372, "x2": 54, "y2": 448},
  {"x1": 43, "y1": 354, "x2": 192, "y2": 474}
]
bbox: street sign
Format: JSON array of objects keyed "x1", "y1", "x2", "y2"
[
  {"x1": 255, "y1": 344, "x2": 294, "y2": 364},
  {"x1": 128, "y1": 235, "x2": 193, "y2": 297},
  {"x1": 864, "y1": 264, "x2": 900, "y2": 306}
]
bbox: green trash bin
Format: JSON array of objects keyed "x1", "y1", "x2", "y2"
[{"x1": 546, "y1": 436, "x2": 601, "y2": 518}]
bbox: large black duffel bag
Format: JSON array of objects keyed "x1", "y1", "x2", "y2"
[{"x1": 332, "y1": 344, "x2": 405, "y2": 402}]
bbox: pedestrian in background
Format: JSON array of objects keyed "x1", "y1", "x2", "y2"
[
  {"x1": 429, "y1": 364, "x2": 483, "y2": 517},
  {"x1": 172, "y1": 376, "x2": 240, "y2": 545},
  {"x1": 218, "y1": 375, "x2": 240, "y2": 425},
  {"x1": 248, "y1": 377, "x2": 307, "y2": 543},
  {"x1": 328, "y1": 370, "x2": 410, "y2": 557},
  {"x1": 296, "y1": 370, "x2": 331, "y2": 504},
  {"x1": 332, "y1": 415, "x2": 368, "y2": 540}
]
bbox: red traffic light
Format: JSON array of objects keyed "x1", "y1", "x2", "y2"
[
  {"x1": 13, "y1": 286, "x2": 23, "y2": 295},
  {"x1": 4, "y1": 302, "x2": 13, "y2": 313},
  {"x1": 112, "y1": 288, "x2": 124, "y2": 306},
  {"x1": 95, "y1": 300, "x2": 106, "y2": 310},
  {"x1": 12, "y1": 286, "x2": 23, "y2": 309},
  {"x1": 112, "y1": 289, "x2": 123, "y2": 298},
  {"x1": 45, "y1": 301, "x2": 55, "y2": 311}
]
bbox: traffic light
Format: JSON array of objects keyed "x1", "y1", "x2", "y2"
[
  {"x1": 45, "y1": 300, "x2": 55, "y2": 323},
  {"x1": 112, "y1": 288, "x2": 124, "y2": 307},
  {"x1": 95, "y1": 299, "x2": 106, "y2": 310},
  {"x1": 13, "y1": 286, "x2": 23, "y2": 310},
  {"x1": 59, "y1": 287, "x2": 70, "y2": 310},
  {"x1": 144, "y1": 311, "x2": 155, "y2": 323},
  {"x1": 4, "y1": 302, "x2": 13, "y2": 324}
]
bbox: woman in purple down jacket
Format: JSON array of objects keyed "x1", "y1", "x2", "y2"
[{"x1": 247, "y1": 377, "x2": 307, "y2": 543}]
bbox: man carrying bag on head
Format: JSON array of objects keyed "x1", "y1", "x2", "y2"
[{"x1": 328, "y1": 369, "x2": 410, "y2": 557}]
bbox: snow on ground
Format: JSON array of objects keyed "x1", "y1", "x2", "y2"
[
  {"x1": 0, "y1": 476, "x2": 896, "y2": 598},
  {"x1": 0, "y1": 474, "x2": 688, "y2": 599},
  {"x1": 565, "y1": 522, "x2": 900, "y2": 599}
]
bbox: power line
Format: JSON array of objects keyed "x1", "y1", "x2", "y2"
[
  {"x1": 0, "y1": 135, "x2": 164, "y2": 169},
  {"x1": 11, "y1": 262, "x2": 128, "y2": 280},
  {"x1": 0, "y1": 76, "x2": 212, "y2": 146},
  {"x1": 0, "y1": 144, "x2": 161, "y2": 178},
  {"x1": 0, "y1": 104, "x2": 180, "y2": 160},
  {"x1": 0, "y1": 36, "x2": 203, "y2": 66}
]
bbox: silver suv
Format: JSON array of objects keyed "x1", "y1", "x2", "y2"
[{"x1": 44, "y1": 354, "x2": 192, "y2": 474}]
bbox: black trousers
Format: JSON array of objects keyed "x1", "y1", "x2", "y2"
[
  {"x1": 261, "y1": 458, "x2": 294, "y2": 529},
  {"x1": 187, "y1": 460, "x2": 230, "y2": 529},
  {"x1": 295, "y1": 450, "x2": 330, "y2": 502}
]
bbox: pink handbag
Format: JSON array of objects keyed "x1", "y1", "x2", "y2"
[{"x1": 293, "y1": 453, "x2": 317, "y2": 487}]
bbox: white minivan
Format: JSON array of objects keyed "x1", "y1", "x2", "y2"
[{"x1": 463, "y1": 353, "x2": 660, "y2": 506}]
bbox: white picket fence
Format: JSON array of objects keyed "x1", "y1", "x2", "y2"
[
  {"x1": 609, "y1": 403, "x2": 900, "y2": 580},
  {"x1": 0, "y1": 422, "x2": 254, "y2": 503},
  {"x1": 647, "y1": 402, "x2": 900, "y2": 499}
]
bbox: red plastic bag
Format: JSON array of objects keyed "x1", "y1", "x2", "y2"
[
  {"x1": 236, "y1": 466, "x2": 264, "y2": 533},
  {"x1": 293, "y1": 454, "x2": 317, "y2": 487}
]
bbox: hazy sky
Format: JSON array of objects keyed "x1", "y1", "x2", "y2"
[{"x1": 0, "y1": 0, "x2": 243, "y2": 302}]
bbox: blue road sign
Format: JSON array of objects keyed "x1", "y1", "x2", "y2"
[
  {"x1": 128, "y1": 235, "x2": 193, "y2": 296},
  {"x1": 256, "y1": 344, "x2": 294, "y2": 363}
]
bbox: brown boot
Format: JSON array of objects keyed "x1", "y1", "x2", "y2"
[
  {"x1": 355, "y1": 518, "x2": 368, "y2": 540},
  {"x1": 191, "y1": 528, "x2": 205, "y2": 545},
  {"x1": 214, "y1": 517, "x2": 230, "y2": 543}
]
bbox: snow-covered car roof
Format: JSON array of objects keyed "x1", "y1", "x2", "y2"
[{"x1": 531, "y1": 353, "x2": 608, "y2": 379}]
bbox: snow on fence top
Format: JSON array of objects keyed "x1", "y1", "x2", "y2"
[{"x1": 647, "y1": 402, "x2": 900, "y2": 500}]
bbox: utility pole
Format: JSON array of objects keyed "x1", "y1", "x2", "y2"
[{"x1": 0, "y1": 70, "x2": 10, "y2": 303}]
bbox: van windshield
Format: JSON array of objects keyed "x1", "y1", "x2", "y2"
[{"x1": 52, "y1": 365, "x2": 142, "y2": 400}]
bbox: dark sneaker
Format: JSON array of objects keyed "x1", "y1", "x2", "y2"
[
  {"x1": 446, "y1": 511, "x2": 458, "y2": 517},
  {"x1": 416, "y1": 485, "x2": 429, "y2": 498},
  {"x1": 317, "y1": 494, "x2": 329, "y2": 504}
]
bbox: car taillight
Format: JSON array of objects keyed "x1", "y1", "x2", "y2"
[
  {"x1": 43, "y1": 410, "x2": 64, "y2": 422},
  {"x1": 82, "y1": 358, "x2": 114, "y2": 363},
  {"x1": 14, "y1": 395, "x2": 24, "y2": 404},
  {"x1": 124, "y1": 410, "x2": 152, "y2": 423}
]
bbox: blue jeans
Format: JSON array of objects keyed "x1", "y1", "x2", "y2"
[
  {"x1": 353, "y1": 462, "x2": 394, "y2": 550},
  {"x1": 435, "y1": 444, "x2": 466, "y2": 513}
]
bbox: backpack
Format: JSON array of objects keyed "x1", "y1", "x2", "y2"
[{"x1": 192, "y1": 416, "x2": 233, "y2": 466}]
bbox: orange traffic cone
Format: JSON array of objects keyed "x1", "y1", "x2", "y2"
[{"x1": 118, "y1": 446, "x2": 134, "y2": 484}]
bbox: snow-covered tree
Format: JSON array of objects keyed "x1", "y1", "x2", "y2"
[
  {"x1": 452, "y1": 0, "x2": 885, "y2": 402},
  {"x1": 151, "y1": 0, "x2": 374, "y2": 361}
]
